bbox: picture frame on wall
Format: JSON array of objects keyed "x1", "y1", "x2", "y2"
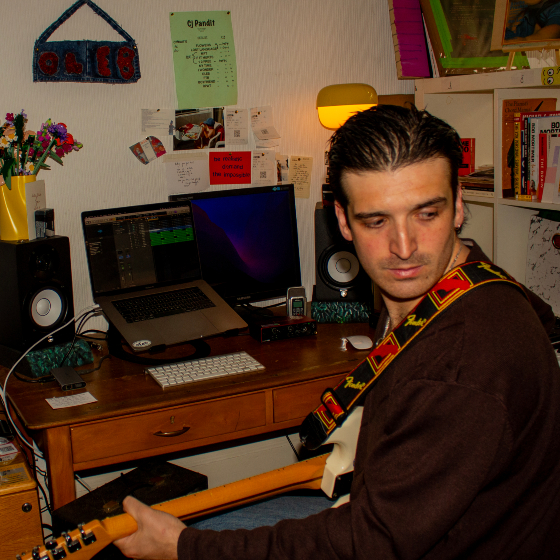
[
  {"x1": 491, "y1": 0, "x2": 560, "y2": 53},
  {"x1": 420, "y1": 0, "x2": 529, "y2": 75}
]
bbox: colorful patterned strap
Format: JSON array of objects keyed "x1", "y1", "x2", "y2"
[{"x1": 299, "y1": 261, "x2": 528, "y2": 450}]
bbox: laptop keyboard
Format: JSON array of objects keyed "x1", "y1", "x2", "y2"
[
  {"x1": 113, "y1": 286, "x2": 215, "y2": 323},
  {"x1": 145, "y1": 351, "x2": 265, "y2": 389}
]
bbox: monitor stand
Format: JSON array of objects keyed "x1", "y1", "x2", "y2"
[
  {"x1": 106, "y1": 324, "x2": 211, "y2": 366},
  {"x1": 233, "y1": 303, "x2": 276, "y2": 323}
]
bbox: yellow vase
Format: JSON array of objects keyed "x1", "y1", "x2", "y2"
[{"x1": 0, "y1": 175, "x2": 36, "y2": 241}]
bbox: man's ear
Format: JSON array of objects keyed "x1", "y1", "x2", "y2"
[
  {"x1": 454, "y1": 187, "x2": 465, "y2": 231},
  {"x1": 334, "y1": 201, "x2": 353, "y2": 242}
]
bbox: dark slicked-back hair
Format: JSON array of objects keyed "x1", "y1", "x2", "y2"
[{"x1": 328, "y1": 105, "x2": 464, "y2": 212}]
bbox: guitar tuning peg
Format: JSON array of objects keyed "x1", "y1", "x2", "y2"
[
  {"x1": 62, "y1": 532, "x2": 81, "y2": 553},
  {"x1": 77, "y1": 523, "x2": 97, "y2": 545},
  {"x1": 44, "y1": 541, "x2": 66, "y2": 560}
]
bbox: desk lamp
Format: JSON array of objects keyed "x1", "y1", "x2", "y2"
[{"x1": 316, "y1": 83, "x2": 378, "y2": 130}]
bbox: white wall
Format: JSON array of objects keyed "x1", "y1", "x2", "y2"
[{"x1": 1, "y1": 0, "x2": 412, "y2": 321}]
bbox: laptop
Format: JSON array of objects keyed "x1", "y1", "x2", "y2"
[{"x1": 81, "y1": 201, "x2": 247, "y2": 352}]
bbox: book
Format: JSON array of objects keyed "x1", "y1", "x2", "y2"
[
  {"x1": 502, "y1": 98, "x2": 557, "y2": 199},
  {"x1": 542, "y1": 137, "x2": 560, "y2": 203},
  {"x1": 459, "y1": 166, "x2": 494, "y2": 198},
  {"x1": 388, "y1": 0, "x2": 431, "y2": 79},
  {"x1": 552, "y1": 137, "x2": 560, "y2": 204},
  {"x1": 459, "y1": 138, "x2": 475, "y2": 176},
  {"x1": 521, "y1": 109, "x2": 560, "y2": 197},
  {"x1": 513, "y1": 114, "x2": 522, "y2": 197},
  {"x1": 527, "y1": 113, "x2": 560, "y2": 200},
  {"x1": 462, "y1": 188, "x2": 494, "y2": 198}
]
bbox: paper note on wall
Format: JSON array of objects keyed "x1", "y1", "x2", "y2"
[
  {"x1": 276, "y1": 154, "x2": 289, "y2": 184},
  {"x1": 225, "y1": 108, "x2": 248, "y2": 144},
  {"x1": 250, "y1": 106, "x2": 281, "y2": 140},
  {"x1": 163, "y1": 151, "x2": 210, "y2": 195},
  {"x1": 252, "y1": 151, "x2": 276, "y2": 186},
  {"x1": 288, "y1": 156, "x2": 312, "y2": 198},
  {"x1": 142, "y1": 109, "x2": 176, "y2": 135},
  {"x1": 170, "y1": 11, "x2": 238, "y2": 109}
]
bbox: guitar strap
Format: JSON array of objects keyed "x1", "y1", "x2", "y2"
[{"x1": 299, "y1": 260, "x2": 528, "y2": 450}]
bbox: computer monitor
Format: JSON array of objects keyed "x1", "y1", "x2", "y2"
[{"x1": 170, "y1": 185, "x2": 301, "y2": 308}]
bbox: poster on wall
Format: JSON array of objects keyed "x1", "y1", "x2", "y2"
[{"x1": 170, "y1": 11, "x2": 238, "y2": 108}]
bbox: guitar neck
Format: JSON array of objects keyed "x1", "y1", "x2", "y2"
[{"x1": 22, "y1": 454, "x2": 328, "y2": 560}]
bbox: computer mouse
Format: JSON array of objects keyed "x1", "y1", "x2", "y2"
[{"x1": 345, "y1": 335, "x2": 373, "y2": 350}]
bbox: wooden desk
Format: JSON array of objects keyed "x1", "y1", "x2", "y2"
[{"x1": 1, "y1": 322, "x2": 373, "y2": 511}]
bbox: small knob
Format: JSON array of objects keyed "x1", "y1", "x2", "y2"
[{"x1": 22, "y1": 502, "x2": 33, "y2": 513}]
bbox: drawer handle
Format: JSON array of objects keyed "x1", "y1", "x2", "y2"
[{"x1": 153, "y1": 426, "x2": 191, "y2": 437}]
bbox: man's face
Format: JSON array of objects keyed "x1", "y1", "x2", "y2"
[{"x1": 334, "y1": 158, "x2": 464, "y2": 310}]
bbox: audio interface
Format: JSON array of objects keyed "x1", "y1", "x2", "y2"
[{"x1": 249, "y1": 315, "x2": 317, "y2": 342}]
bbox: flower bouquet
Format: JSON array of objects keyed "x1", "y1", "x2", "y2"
[{"x1": 0, "y1": 110, "x2": 83, "y2": 189}]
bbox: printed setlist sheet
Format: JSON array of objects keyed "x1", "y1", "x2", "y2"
[{"x1": 170, "y1": 11, "x2": 238, "y2": 109}]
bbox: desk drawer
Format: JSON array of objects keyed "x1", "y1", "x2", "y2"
[
  {"x1": 273, "y1": 374, "x2": 342, "y2": 423},
  {"x1": 71, "y1": 392, "x2": 266, "y2": 464}
]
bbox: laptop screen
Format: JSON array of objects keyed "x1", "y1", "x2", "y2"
[{"x1": 82, "y1": 201, "x2": 201, "y2": 298}]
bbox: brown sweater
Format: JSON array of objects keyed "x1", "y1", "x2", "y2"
[{"x1": 179, "y1": 243, "x2": 560, "y2": 559}]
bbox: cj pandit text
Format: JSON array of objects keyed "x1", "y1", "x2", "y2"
[{"x1": 188, "y1": 19, "x2": 216, "y2": 28}]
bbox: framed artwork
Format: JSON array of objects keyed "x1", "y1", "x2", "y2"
[
  {"x1": 420, "y1": 0, "x2": 529, "y2": 75},
  {"x1": 492, "y1": 0, "x2": 560, "y2": 52}
]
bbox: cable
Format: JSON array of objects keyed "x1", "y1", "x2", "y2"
[
  {"x1": 57, "y1": 309, "x2": 98, "y2": 368},
  {"x1": 75, "y1": 473, "x2": 93, "y2": 493},
  {"x1": 0, "y1": 304, "x2": 99, "y2": 457},
  {"x1": 286, "y1": 434, "x2": 301, "y2": 461}
]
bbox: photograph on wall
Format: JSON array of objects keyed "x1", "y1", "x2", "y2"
[
  {"x1": 420, "y1": 0, "x2": 528, "y2": 75},
  {"x1": 492, "y1": 0, "x2": 560, "y2": 52},
  {"x1": 173, "y1": 107, "x2": 225, "y2": 151}
]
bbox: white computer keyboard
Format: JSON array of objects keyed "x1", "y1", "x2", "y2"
[{"x1": 145, "y1": 351, "x2": 265, "y2": 389}]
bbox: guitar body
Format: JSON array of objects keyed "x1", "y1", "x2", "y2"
[{"x1": 19, "y1": 408, "x2": 363, "y2": 560}]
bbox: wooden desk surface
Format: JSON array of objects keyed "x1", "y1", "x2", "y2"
[
  {"x1": 3, "y1": 322, "x2": 373, "y2": 431},
  {"x1": 1, "y1": 321, "x2": 374, "y2": 509}
]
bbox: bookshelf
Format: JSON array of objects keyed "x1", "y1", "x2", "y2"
[{"x1": 415, "y1": 68, "x2": 560, "y2": 284}]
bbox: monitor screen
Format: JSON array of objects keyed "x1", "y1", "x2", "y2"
[{"x1": 170, "y1": 185, "x2": 301, "y2": 306}]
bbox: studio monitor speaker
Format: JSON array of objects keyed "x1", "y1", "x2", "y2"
[
  {"x1": 0, "y1": 236, "x2": 75, "y2": 351},
  {"x1": 314, "y1": 202, "x2": 372, "y2": 302}
]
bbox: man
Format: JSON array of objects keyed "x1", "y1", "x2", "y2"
[{"x1": 115, "y1": 105, "x2": 560, "y2": 559}]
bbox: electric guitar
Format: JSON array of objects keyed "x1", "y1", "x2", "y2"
[{"x1": 18, "y1": 408, "x2": 362, "y2": 560}]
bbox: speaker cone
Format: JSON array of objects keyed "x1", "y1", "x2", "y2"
[
  {"x1": 319, "y1": 245, "x2": 361, "y2": 290},
  {"x1": 29, "y1": 287, "x2": 66, "y2": 328}
]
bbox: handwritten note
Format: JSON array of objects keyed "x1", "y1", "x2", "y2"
[
  {"x1": 163, "y1": 152, "x2": 210, "y2": 195},
  {"x1": 170, "y1": 11, "x2": 238, "y2": 108},
  {"x1": 288, "y1": 156, "x2": 313, "y2": 198}
]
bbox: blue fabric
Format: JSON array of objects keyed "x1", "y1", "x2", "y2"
[
  {"x1": 505, "y1": 1, "x2": 560, "y2": 39},
  {"x1": 189, "y1": 491, "x2": 332, "y2": 531},
  {"x1": 33, "y1": 0, "x2": 140, "y2": 83}
]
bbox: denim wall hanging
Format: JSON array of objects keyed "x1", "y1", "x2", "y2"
[{"x1": 33, "y1": 0, "x2": 140, "y2": 84}]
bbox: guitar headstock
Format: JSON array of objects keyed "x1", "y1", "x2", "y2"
[{"x1": 17, "y1": 519, "x2": 112, "y2": 560}]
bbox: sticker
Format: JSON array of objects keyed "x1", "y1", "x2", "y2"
[{"x1": 542, "y1": 67, "x2": 560, "y2": 86}]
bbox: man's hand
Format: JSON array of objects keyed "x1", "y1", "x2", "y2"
[{"x1": 113, "y1": 496, "x2": 187, "y2": 560}]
